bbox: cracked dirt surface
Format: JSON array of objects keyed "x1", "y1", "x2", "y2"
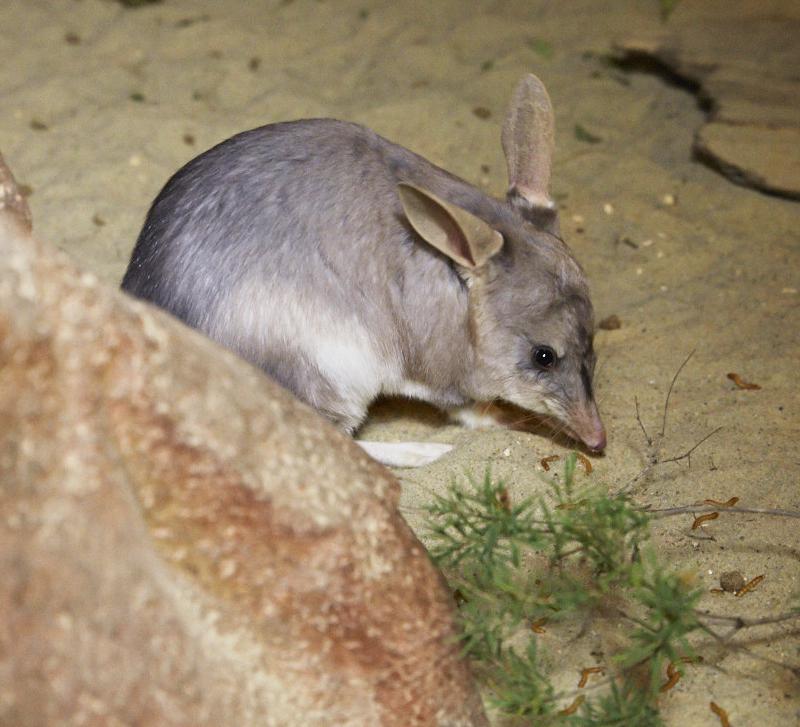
[{"x1": 1, "y1": 1, "x2": 798, "y2": 724}]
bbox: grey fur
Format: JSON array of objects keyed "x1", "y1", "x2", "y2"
[{"x1": 121, "y1": 75, "x2": 606, "y2": 452}]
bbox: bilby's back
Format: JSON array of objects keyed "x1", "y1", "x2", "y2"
[{"x1": 122, "y1": 75, "x2": 607, "y2": 460}]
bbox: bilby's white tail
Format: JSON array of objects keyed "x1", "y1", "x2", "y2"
[{"x1": 356, "y1": 441, "x2": 453, "y2": 468}]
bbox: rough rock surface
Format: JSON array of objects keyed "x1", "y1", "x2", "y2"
[
  {"x1": 0, "y1": 154, "x2": 487, "y2": 727},
  {"x1": 615, "y1": 0, "x2": 800, "y2": 199}
]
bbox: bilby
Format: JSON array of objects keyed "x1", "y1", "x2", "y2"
[{"x1": 121, "y1": 74, "x2": 606, "y2": 466}]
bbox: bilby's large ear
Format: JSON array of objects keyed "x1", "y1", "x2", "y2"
[
  {"x1": 502, "y1": 74, "x2": 559, "y2": 231},
  {"x1": 397, "y1": 183, "x2": 503, "y2": 269}
]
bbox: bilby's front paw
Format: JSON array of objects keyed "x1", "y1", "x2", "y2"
[{"x1": 448, "y1": 403, "x2": 504, "y2": 430}]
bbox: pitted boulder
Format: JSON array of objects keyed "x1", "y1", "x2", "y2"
[{"x1": 0, "y1": 152, "x2": 487, "y2": 727}]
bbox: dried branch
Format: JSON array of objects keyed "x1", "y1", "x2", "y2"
[
  {"x1": 617, "y1": 425, "x2": 721, "y2": 494},
  {"x1": 696, "y1": 621, "x2": 800, "y2": 675},
  {"x1": 645, "y1": 505, "x2": 800, "y2": 520},
  {"x1": 657, "y1": 426, "x2": 723, "y2": 466},
  {"x1": 634, "y1": 395, "x2": 652, "y2": 447},
  {"x1": 661, "y1": 348, "x2": 694, "y2": 438},
  {"x1": 698, "y1": 610, "x2": 800, "y2": 631}
]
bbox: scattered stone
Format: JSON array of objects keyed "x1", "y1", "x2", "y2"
[
  {"x1": 720, "y1": 571, "x2": 746, "y2": 593},
  {"x1": 598, "y1": 314, "x2": 622, "y2": 330}
]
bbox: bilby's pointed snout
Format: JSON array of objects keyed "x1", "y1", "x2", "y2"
[
  {"x1": 571, "y1": 401, "x2": 606, "y2": 453},
  {"x1": 582, "y1": 426, "x2": 606, "y2": 453}
]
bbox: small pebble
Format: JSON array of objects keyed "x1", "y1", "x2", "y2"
[
  {"x1": 598, "y1": 314, "x2": 621, "y2": 330},
  {"x1": 662, "y1": 193, "x2": 676, "y2": 206},
  {"x1": 782, "y1": 287, "x2": 797, "y2": 294},
  {"x1": 129, "y1": 155, "x2": 142, "y2": 167},
  {"x1": 603, "y1": 203, "x2": 614, "y2": 215},
  {"x1": 502, "y1": 447, "x2": 511, "y2": 457},
  {"x1": 656, "y1": 250, "x2": 664, "y2": 259},
  {"x1": 720, "y1": 571, "x2": 745, "y2": 593},
  {"x1": 636, "y1": 267, "x2": 643, "y2": 275},
  {"x1": 571, "y1": 214, "x2": 584, "y2": 224},
  {"x1": 641, "y1": 239, "x2": 654, "y2": 247}
]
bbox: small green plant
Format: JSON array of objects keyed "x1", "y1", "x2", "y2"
[
  {"x1": 424, "y1": 455, "x2": 702, "y2": 724},
  {"x1": 526, "y1": 38, "x2": 554, "y2": 60},
  {"x1": 573, "y1": 124, "x2": 603, "y2": 144},
  {"x1": 658, "y1": 0, "x2": 681, "y2": 22}
]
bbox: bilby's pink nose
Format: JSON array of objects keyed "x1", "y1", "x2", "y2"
[
  {"x1": 571, "y1": 404, "x2": 606, "y2": 453},
  {"x1": 582, "y1": 427, "x2": 607, "y2": 453}
]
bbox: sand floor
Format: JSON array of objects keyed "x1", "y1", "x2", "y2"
[{"x1": 2, "y1": 1, "x2": 798, "y2": 724}]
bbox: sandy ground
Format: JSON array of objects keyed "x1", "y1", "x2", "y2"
[{"x1": 2, "y1": 0, "x2": 798, "y2": 724}]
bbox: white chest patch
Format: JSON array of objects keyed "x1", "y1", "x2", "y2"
[{"x1": 209, "y1": 276, "x2": 400, "y2": 421}]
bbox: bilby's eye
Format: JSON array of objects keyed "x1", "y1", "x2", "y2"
[{"x1": 532, "y1": 346, "x2": 557, "y2": 370}]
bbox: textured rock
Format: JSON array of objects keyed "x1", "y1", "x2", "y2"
[
  {"x1": 0, "y1": 154, "x2": 487, "y2": 727},
  {"x1": 615, "y1": 0, "x2": 800, "y2": 199}
]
